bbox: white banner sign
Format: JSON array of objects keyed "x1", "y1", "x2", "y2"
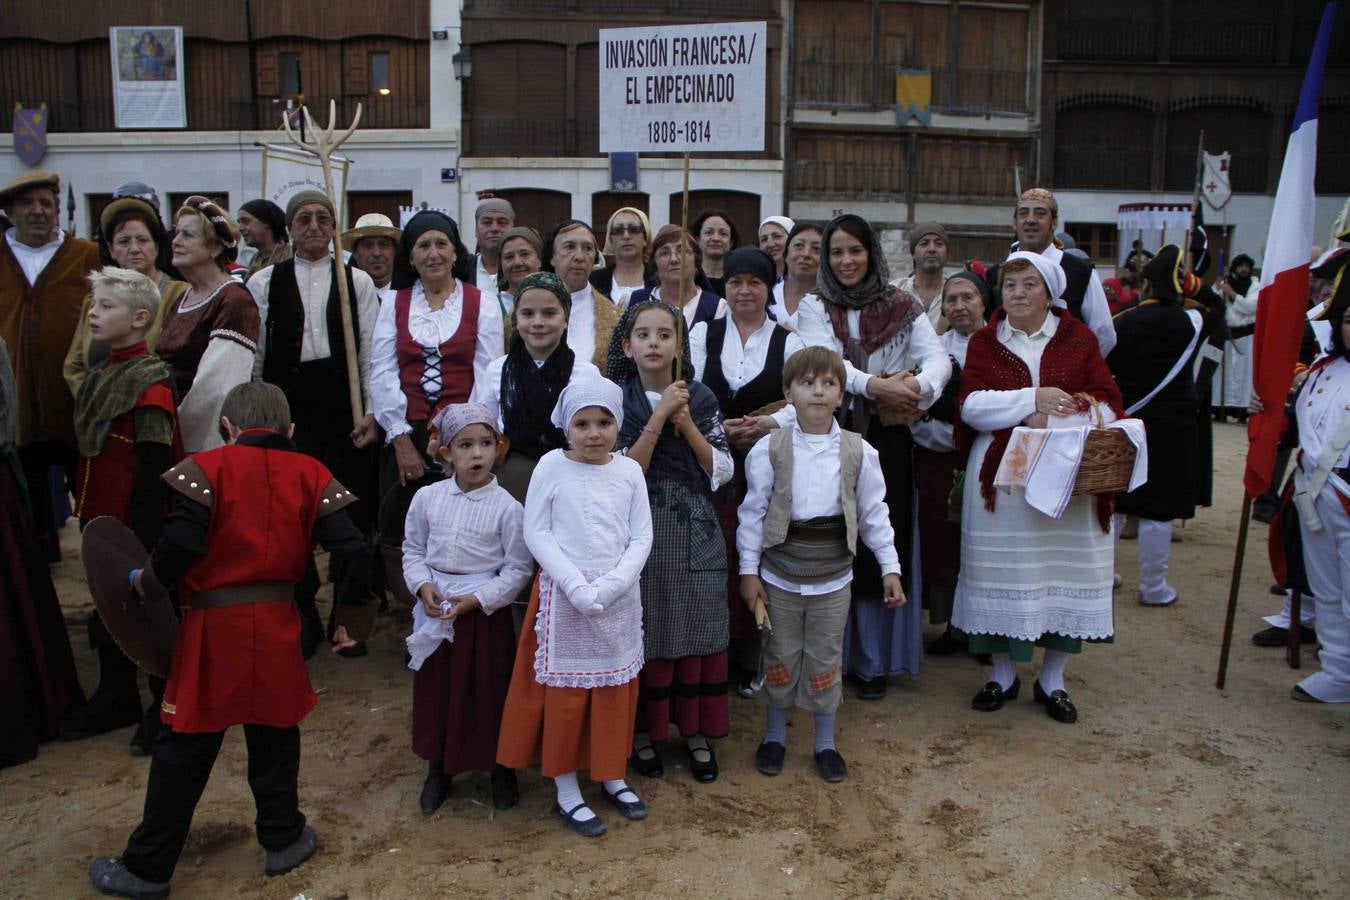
[
  {"x1": 110, "y1": 27, "x2": 186, "y2": 129},
  {"x1": 1201, "y1": 151, "x2": 1233, "y2": 210},
  {"x1": 261, "y1": 144, "x2": 350, "y2": 227},
  {"x1": 599, "y1": 21, "x2": 767, "y2": 153}
]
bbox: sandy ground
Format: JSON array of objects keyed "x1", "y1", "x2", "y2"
[{"x1": 2, "y1": 421, "x2": 1347, "y2": 899}]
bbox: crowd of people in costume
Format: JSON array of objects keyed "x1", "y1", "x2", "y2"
[{"x1": 1, "y1": 168, "x2": 1346, "y2": 899}]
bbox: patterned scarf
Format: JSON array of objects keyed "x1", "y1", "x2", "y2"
[{"x1": 73, "y1": 342, "x2": 176, "y2": 456}]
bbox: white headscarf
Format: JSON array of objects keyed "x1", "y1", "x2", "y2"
[
  {"x1": 549, "y1": 377, "x2": 624, "y2": 433},
  {"x1": 759, "y1": 215, "x2": 795, "y2": 236},
  {"x1": 1002, "y1": 250, "x2": 1066, "y2": 302}
]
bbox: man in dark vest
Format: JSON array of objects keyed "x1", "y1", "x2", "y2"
[
  {"x1": 987, "y1": 188, "x2": 1116, "y2": 357},
  {"x1": 247, "y1": 190, "x2": 379, "y2": 657}
]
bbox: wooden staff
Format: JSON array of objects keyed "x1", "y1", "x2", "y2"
[
  {"x1": 1215, "y1": 494, "x2": 1254, "y2": 689},
  {"x1": 675, "y1": 150, "x2": 691, "y2": 383},
  {"x1": 1182, "y1": 130, "x2": 1205, "y2": 276},
  {"x1": 283, "y1": 99, "x2": 364, "y2": 429}
]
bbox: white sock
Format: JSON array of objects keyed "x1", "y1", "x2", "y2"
[
  {"x1": 1137, "y1": 519, "x2": 1177, "y2": 604},
  {"x1": 991, "y1": 653, "x2": 1017, "y2": 690},
  {"x1": 554, "y1": 771, "x2": 595, "y2": 821},
  {"x1": 603, "y1": 778, "x2": 639, "y2": 802},
  {"x1": 1039, "y1": 650, "x2": 1070, "y2": 694}
]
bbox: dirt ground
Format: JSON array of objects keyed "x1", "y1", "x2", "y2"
[{"x1": 2, "y1": 421, "x2": 1347, "y2": 899}]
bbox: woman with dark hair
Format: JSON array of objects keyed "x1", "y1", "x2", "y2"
[
  {"x1": 64, "y1": 185, "x2": 187, "y2": 395},
  {"x1": 1108, "y1": 245, "x2": 1211, "y2": 608},
  {"x1": 541, "y1": 219, "x2": 622, "y2": 369},
  {"x1": 591, "y1": 207, "x2": 655, "y2": 308},
  {"x1": 793, "y1": 213, "x2": 952, "y2": 699},
  {"x1": 369, "y1": 210, "x2": 502, "y2": 500},
  {"x1": 770, "y1": 221, "x2": 823, "y2": 332},
  {"x1": 471, "y1": 271, "x2": 601, "y2": 502},
  {"x1": 628, "y1": 225, "x2": 726, "y2": 329},
  {"x1": 154, "y1": 196, "x2": 257, "y2": 452},
  {"x1": 953, "y1": 252, "x2": 1122, "y2": 723},
  {"x1": 692, "y1": 209, "x2": 739, "y2": 297}
]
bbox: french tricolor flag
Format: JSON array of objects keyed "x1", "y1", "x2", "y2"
[{"x1": 1244, "y1": 2, "x2": 1338, "y2": 498}]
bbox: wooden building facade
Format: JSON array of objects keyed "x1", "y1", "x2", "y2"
[{"x1": 0, "y1": 1, "x2": 431, "y2": 133}]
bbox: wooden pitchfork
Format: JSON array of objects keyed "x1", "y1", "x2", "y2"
[{"x1": 283, "y1": 99, "x2": 364, "y2": 428}]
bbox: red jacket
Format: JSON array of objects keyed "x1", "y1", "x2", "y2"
[{"x1": 154, "y1": 430, "x2": 358, "y2": 732}]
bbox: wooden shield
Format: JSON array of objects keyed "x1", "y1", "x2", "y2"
[{"x1": 80, "y1": 517, "x2": 177, "y2": 677}]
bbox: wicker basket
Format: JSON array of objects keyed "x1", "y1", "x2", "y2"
[{"x1": 1070, "y1": 394, "x2": 1137, "y2": 496}]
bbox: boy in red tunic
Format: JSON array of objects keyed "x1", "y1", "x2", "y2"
[
  {"x1": 63, "y1": 267, "x2": 180, "y2": 753},
  {"x1": 89, "y1": 382, "x2": 370, "y2": 899}
]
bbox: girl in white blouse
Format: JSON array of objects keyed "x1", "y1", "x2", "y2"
[
  {"x1": 403, "y1": 403, "x2": 533, "y2": 816},
  {"x1": 496, "y1": 378, "x2": 654, "y2": 837}
]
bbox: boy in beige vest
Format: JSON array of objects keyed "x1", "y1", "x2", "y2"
[{"x1": 737, "y1": 347, "x2": 905, "y2": 783}]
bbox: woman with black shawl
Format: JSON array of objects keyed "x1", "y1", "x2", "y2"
[
  {"x1": 793, "y1": 214, "x2": 952, "y2": 699},
  {"x1": 605, "y1": 299, "x2": 734, "y2": 783},
  {"x1": 471, "y1": 271, "x2": 601, "y2": 502}
]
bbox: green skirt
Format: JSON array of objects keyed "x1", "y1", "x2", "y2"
[{"x1": 953, "y1": 628, "x2": 1114, "y2": 662}]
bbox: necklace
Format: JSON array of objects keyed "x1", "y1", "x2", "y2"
[{"x1": 179, "y1": 279, "x2": 231, "y2": 314}]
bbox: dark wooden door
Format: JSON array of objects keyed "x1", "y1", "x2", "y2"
[
  {"x1": 346, "y1": 190, "x2": 412, "y2": 230},
  {"x1": 670, "y1": 190, "x2": 761, "y2": 249},
  {"x1": 494, "y1": 188, "x2": 573, "y2": 236}
]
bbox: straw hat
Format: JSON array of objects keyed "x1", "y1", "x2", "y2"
[{"x1": 341, "y1": 213, "x2": 401, "y2": 247}]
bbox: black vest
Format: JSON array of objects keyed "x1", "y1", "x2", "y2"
[
  {"x1": 988, "y1": 250, "x2": 1092, "y2": 322},
  {"x1": 701, "y1": 317, "x2": 790, "y2": 420},
  {"x1": 262, "y1": 257, "x2": 360, "y2": 402}
]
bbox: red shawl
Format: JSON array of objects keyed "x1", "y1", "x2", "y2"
[{"x1": 956, "y1": 307, "x2": 1123, "y2": 532}]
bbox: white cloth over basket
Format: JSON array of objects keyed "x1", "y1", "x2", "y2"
[{"x1": 994, "y1": 413, "x2": 1148, "y2": 519}]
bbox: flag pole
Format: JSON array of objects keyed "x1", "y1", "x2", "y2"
[
  {"x1": 675, "y1": 149, "x2": 690, "y2": 383},
  {"x1": 1215, "y1": 494, "x2": 1254, "y2": 689},
  {"x1": 1183, "y1": 130, "x2": 1205, "y2": 275}
]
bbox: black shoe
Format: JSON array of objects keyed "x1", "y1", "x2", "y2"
[
  {"x1": 1291, "y1": 685, "x2": 1323, "y2": 703},
  {"x1": 687, "y1": 742, "x2": 718, "y2": 783},
  {"x1": 556, "y1": 801, "x2": 607, "y2": 837},
  {"x1": 128, "y1": 704, "x2": 165, "y2": 757},
  {"x1": 970, "y1": 677, "x2": 1020, "y2": 712},
  {"x1": 264, "y1": 825, "x2": 318, "y2": 876},
  {"x1": 926, "y1": 628, "x2": 965, "y2": 656},
  {"x1": 1252, "y1": 625, "x2": 1318, "y2": 647},
  {"x1": 630, "y1": 742, "x2": 664, "y2": 778},
  {"x1": 1252, "y1": 502, "x2": 1278, "y2": 524},
  {"x1": 1033, "y1": 680, "x2": 1078, "y2": 724},
  {"x1": 857, "y1": 675, "x2": 887, "y2": 700},
  {"x1": 1270, "y1": 583, "x2": 1288, "y2": 595},
  {"x1": 59, "y1": 689, "x2": 143, "y2": 740},
  {"x1": 419, "y1": 765, "x2": 450, "y2": 815},
  {"x1": 814, "y1": 748, "x2": 848, "y2": 783},
  {"x1": 601, "y1": 783, "x2": 648, "y2": 820},
  {"x1": 755, "y1": 740, "x2": 785, "y2": 776},
  {"x1": 88, "y1": 857, "x2": 170, "y2": 899},
  {"x1": 335, "y1": 641, "x2": 368, "y2": 658},
  {"x1": 490, "y1": 765, "x2": 518, "y2": 810}
]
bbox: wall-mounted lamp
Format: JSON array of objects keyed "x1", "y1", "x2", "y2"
[{"x1": 452, "y1": 47, "x2": 472, "y2": 81}]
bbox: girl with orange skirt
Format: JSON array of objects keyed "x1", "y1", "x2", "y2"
[{"x1": 496, "y1": 378, "x2": 654, "y2": 837}]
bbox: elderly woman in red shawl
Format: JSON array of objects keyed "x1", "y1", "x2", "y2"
[{"x1": 952, "y1": 251, "x2": 1122, "y2": 725}]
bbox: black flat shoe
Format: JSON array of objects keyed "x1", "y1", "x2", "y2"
[
  {"x1": 419, "y1": 766, "x2": 450, "y2": 815},
  {"x1": 601, "y1": 784, "x2": 648, "y2": 820},
  {"x1": 630, "y1": 742, "x2": 664, "y2": 778},
  {"x1": 88, "y1": 857, "x2": 170, "y2": 899},
  {"x1": 970, "y1": 677, "x2": 1020, "y2": 712},
  {"x1": 814, "y1": 748, "x2": 848, "y2": 783},
  {"x1": 1251, "y1": 625, "x2": 1316, "y2": 647},
  {"x1": 1033, "y1": 680, "x2": 1078, "y2": 724},
  {"x1": 556, "y1": 801, "x2": 606, "y2": 836},
  {"x1": 335, "y1": 641, "x2": 368, "y2": 658},
  {"x1": 857, "y1": 676, "x2": 887, "y2": 700},
  {"x1": 926, "y1": 628, "x2": 965, "y2": 656},
  {"x1": 755, "y1": 740, "x2": 785, "y2": 776},
  {"x1": 491, "y1": 765, "x2": 518, "y2": 810},
  {"x1": 687, "y1": 743, "x2": 718, "y2": 783}
]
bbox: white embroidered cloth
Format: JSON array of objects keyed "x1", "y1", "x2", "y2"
[
  {"x1": 535, "y1": 569, "x2": 644, "y2": 689},
  {"x1": 994, "y1": 413, "x2": 1148, "y2": 519},
  {"x1": 405, "y1": 570, "x2": 492, "y2": 671}
]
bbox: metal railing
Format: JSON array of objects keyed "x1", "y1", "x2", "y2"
[
  {"x1": 1053, "y1": 22, "x2": 1159, "y2": 60},
  {"x1": 22, "y1": 95, "x2": 428, "y2": 133}
]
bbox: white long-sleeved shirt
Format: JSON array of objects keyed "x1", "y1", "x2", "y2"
[
  {"x1": 401, "y1": 476, "x2": 534, "y2": 614},
  {"x1": 910, "y1": 328, "x2": 973, "y2": 453},
  {"x1": 524, "y1": 450, "x2": 653, "y2": 610},
  {"x1": 469, "y1": 354, "x2": 602, "y2": 431},
  {"x1": 247, "y1": 255, "x2": 378, "y2": 412},
  {"x1": 650, "y1": 285, "x2": 729, "y2": 328},
  {"x1": 960, "y1": 313, "x2": 1060, "y2": 432},
  {"x1": 689, "y1": 316, "x2": 806, "y2": 391},
  {"x1": 1037, "y1": 243, "x2": 1116, "y2": 357},
  {"x1": 1297, "y1": 357, "x2": 1350, "y2": 497},
  {"x1": 736, "y1": 421, "x2": 900, "y2": 595},
  {"x1": 5, "y1": 227, "x2": 63, "y2": 286},
  {"x1": 792, "y1": 292, "x2": 952, "y2": 410},
  {"x1": 565, "y1": 284, "x2": 610, "y2": 366},
  {"x1": 367, "y1": 279, "x2": 504, "y2": 440}
]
